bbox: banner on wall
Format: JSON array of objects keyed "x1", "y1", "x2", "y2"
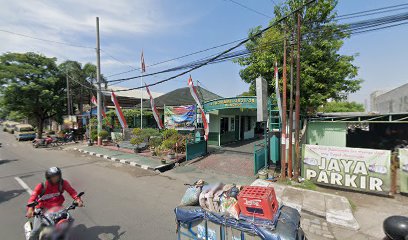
[
  {"x1": 399, "y1": 148, "x2": 408, "y2": 194},
  {"x1": 302, "y1": 144, "x2": 391, "y2": 194},
  {"x1": 164, "y1": 105, "x2": 196, "y2": 130}
]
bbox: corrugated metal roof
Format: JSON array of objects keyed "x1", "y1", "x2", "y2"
[
  {"x1": 136, "y1": 86, "x2": 222, "y2": 108},
  {"x1": 103, "y1": 85, "x2": 163, "y2": 99}
]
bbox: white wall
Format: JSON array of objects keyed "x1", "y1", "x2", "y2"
[{"x1": 371, "y1": 83, "x2": 408, "y2": 113}]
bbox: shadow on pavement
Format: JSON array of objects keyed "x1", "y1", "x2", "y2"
[
  {"x1": 0, "y1": 189, "x2": 26, "y2": 204},
  {"x1": 0, "y1": 159, "x2": 18, "y2": 165},
  {"x1": 70, "y1": 224, "x2": 125, "y2": 240}
]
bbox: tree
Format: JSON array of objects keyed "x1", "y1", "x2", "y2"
[
  {"x1": 0, "y1": 52, "x2": 66, "y2": 138},
  {"x1": 318, "y1": 101, "x2": 364, "y2": 112},
  {"x1": 235, "y1": 0, "x2": 362, "y2": 113},
  {"x1": 58, "y1": 61, "x2": 99, "y2": 119}
]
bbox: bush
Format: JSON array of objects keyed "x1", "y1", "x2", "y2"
[
  {"x1": 131, "y1": 128, "x2": 160, "y2": 146},
  {"x1": 161, "y1": 137, "x2": 177, "y2": 151},
  {"x1": 149, "y1": 136, "x2": 162, "y2": 148},
  {"x1": 162, "y1": 129, "x2": 178, "y2": 140},
  {"x1": 98, "y1": 130, "x2": 109, "y2": 140},
  {"x1": 91, "y1": 129, "x2": 98, "y2": 141}
]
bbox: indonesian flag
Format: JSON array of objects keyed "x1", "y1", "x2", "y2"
[
  {"x1": 110, "y1": 91, "x2": 128, "y2": 129},
  {"x1": 188, "y1": 76, "x2": 209, "y2": 141},
  {"x1": 145, "y1": 83, "x2": 164, "y2": 129},
  {"x1": 91, "y1": 96, "x2": 108, "y2": 118},
  {"x1": 275, "y1": 62, "x2": 283, "y2": 120},
  {"x1": 141, "y1": 50, "x2": 146, "y2": 73}
]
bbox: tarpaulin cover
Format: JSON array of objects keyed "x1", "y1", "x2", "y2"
[{"x1": 174, "y1": 205, "x2": 302, "y2": 240}]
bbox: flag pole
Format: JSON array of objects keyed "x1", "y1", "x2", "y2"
[{"x1": 140, "y1": 73, "x2": 143, "y2": 129}]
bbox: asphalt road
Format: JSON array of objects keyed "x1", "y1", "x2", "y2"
[{"x1": 0, "y1": 131, "x2": 187, "y2": 240}]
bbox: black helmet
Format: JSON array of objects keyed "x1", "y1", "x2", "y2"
[{"x1": 45, "y1": 167, "x2": 61, "y2": 180}]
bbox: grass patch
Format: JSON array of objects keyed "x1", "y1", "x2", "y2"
[
  {"x1": 293, "y1": 179, "x2": 317, "y2": 191},
  {"x1": 277, "y1": 179, "x2": 317, "y2": 191},
  {"x1": 348, "y1": 198, "x2": 357, "y2": 212}
]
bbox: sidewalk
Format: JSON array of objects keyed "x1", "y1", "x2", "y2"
[{"x1": 68, "y1": 144, "x2": 173, "y2": 171}]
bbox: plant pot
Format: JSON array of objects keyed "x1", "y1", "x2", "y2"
[
  {"x1": 161, "y1": 159, "x2": 167, "y2": 164},
  {"x1": 167, "y1": 153, "x2": 176, "y2": 160},
  {"x1": 87, "y1": 141, "x2": 93, "y2": 146}
]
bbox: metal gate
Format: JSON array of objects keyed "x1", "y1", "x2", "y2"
[{"x1": 186, "y1": 138, "x2": 208, "y2": 161}]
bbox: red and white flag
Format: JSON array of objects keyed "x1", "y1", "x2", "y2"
[
  {"x1": 145, "y1": 83, "x2": 164, "y2": 129},
  {"x1": 141, "y1": 50, "x2": 146, "y2": 73},
  {"x1": 110, "y1": 91, "x2": 128, "y2": 129},
  {"x1": 188, "y1": 76, "x2": 209, "y2": 141},
  {"x1": 91, "y1": 96, "x2": 107, "y2": 118}
]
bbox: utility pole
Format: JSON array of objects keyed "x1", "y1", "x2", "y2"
[
  {"x1": 96, "y1": 17, "x2": 102, "y2": 145},
  {"x1": 66, "y1": 73, "x2": 71, "y2": 115},
  {"x1": 294, "y1": 13, "x2": 302, "y2": 178},
  {"x1": 281, "y1": 30, "x2": 287, "y2": 179},
  {"x1": 288, "y1": 29, "x2": 295, "y2": 179}
]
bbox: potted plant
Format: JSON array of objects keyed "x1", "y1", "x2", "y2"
[
  {"x1": 98, "y1": 130, "x2": 109, "y2": 145},
  {"x1": 149, "y1": 136, "x2": 162, "y2": 153},
  {"x1": 130, "y1": 128, "x2": 144, "y2": 153}
]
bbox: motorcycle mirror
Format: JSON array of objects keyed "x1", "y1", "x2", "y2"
[{"x1": 77, "y1": 192, "x2": 84, "y2": 198}]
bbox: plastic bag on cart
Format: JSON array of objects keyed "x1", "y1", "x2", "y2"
[{"x1": 180, "y1": 186, "x2": 201, "y2": 206}]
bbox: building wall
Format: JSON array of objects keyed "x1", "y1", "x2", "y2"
[
  {"x1": 306, "y1": 122, "x2": 347, "y2": 147},
  {"x1": 371, "y1": 83, "x2": 408, "y2": 113}
]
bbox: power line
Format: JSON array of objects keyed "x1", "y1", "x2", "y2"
[
  {"x1": 104, "y1": 0, "x2": 316, "y2": 92},
  {"x1": 106, "y1": 38, "x2": 246, "y2": 78},
  {"x1": 0, "y1": 29, "x2": 95, "y2": 49},
  {"x1": 226, "y1": 0, "x2": 272, "y2": 19},
  {"x1": 105, "y1": 9, "x2": 408, "y2": 91},
  {"x1": 337, "y1": 3, "x2": 408, "y2": 18},
  {"x1": 106, "y1": 2, "x2": 408, "y2": 79}
]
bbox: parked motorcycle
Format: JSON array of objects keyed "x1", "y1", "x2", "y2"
[
  {"x1": 24, "y1": 192, "x2": 84, "y2": 240},
  {"x1": 32, "y1": 137, "x2": 55, "y2": 148}
]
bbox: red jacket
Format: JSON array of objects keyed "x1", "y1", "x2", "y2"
[{"x1": 28, "y1": 180, "x2": 79, "y2": 209}]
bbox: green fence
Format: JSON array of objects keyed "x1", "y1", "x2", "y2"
[
  {"x1": 186, "y1": 139, "x2": 208, "y2": 161},
  {"x1": 254, "y1": 142, "x2": 267, "y2": 175}
]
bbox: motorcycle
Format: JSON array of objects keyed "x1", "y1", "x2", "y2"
[
  {"x1": 32, "y1": 137, "x2": 57, "y2": 148},
  {"x1": 24, "y1": 192, "x2": 84, "y2": 240}
]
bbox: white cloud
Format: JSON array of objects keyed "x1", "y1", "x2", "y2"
[{"x1": 0, "y1": 0, "x2": 198, "y2": 72}]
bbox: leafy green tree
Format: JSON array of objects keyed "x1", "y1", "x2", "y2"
[
  {"x1": 235, "y1": 0, "x2": 362, "y2": 113},
  {"x1": 0, "y1": 52, "x2": 66, "y2": 138},
  {"x1": 58, "y1": 61, "x2": 99, "y2": 118},
  {"x1": 318, "y1": 101, "x2": 364, "y2": 112}
]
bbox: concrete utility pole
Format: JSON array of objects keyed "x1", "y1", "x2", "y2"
[
  {"x1": 281, "y1": 30, "x2": 287, "y2": 179},
  {"x1": 66, "y1": 73, "x2": 71, "y2": 115},
  {"x1": 96, "y1": 17, "x2": 102, "y2": 145},
  {"x1": 294, "y1": 13, "x2": 301, "y2": 178},
  {"x1": 288, "y1": 30, "x2": 295, "y2": 179}
]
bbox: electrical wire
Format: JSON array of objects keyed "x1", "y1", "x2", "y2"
[
  {"x1": 106, "y1": 2, "x2": 408, "y2": 79},
  {"x1": 226, "y1": 0, "x2": 272, "y2": 19},
  {"x1": 104, "y1": 9, "x2": 408, "y2": 91},
  {"x1": 0, "y1": 29, "x2": 95, "y2": 49},
  {"x1": 102, "y1": 0, "x2": 316, "y2": 92}
]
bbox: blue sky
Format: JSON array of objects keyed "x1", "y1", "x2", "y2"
[{"x1": 0, "y1": 0, "x2": 407, "y2": 106}]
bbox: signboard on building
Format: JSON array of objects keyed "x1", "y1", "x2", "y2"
[
  {"x1": 256, "y1": 77, "x2": 267, "y2": 122},
  {"x1": 399, "y1": 148, "x2": 408, "y2": 194},
  {"x1": 302, "y1": 144, "x2": 391, "y2": 194},
  {"x1": 203, "y1": 97, "x2": 257, "y2": 112},
  {"x1": 164, "y1": 105, "x2": 196, "y2": 130}
]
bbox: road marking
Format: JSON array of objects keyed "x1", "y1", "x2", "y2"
[{"x1": 14, "y1": 177, "x2": 33, "y2": 195}]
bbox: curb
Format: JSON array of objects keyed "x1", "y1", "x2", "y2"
[{"x1": 73, "y1": 147, "x2": 156, "y2": 171}]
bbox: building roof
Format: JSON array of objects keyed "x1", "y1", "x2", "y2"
[
  {"x1": 137, "y1": 86, "x2": 222, "y2": 108},
  {"x1": 97, "y1": 85, "x2": 163, "y2": 109},
  {"x1": 311, "y1": 112, "x2": 408, "y2": 123},
  {"x1": 104, "y1": 85, "x2": 163, "y2": 99}
]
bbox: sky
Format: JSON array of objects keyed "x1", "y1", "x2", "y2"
[{"x1": 0, "y1": 0, "x2": 407, "y2": 106}]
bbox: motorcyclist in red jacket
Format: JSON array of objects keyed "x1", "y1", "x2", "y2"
[{"x1": 26, "y1": 167, "x2": 83, "y2": 240}]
